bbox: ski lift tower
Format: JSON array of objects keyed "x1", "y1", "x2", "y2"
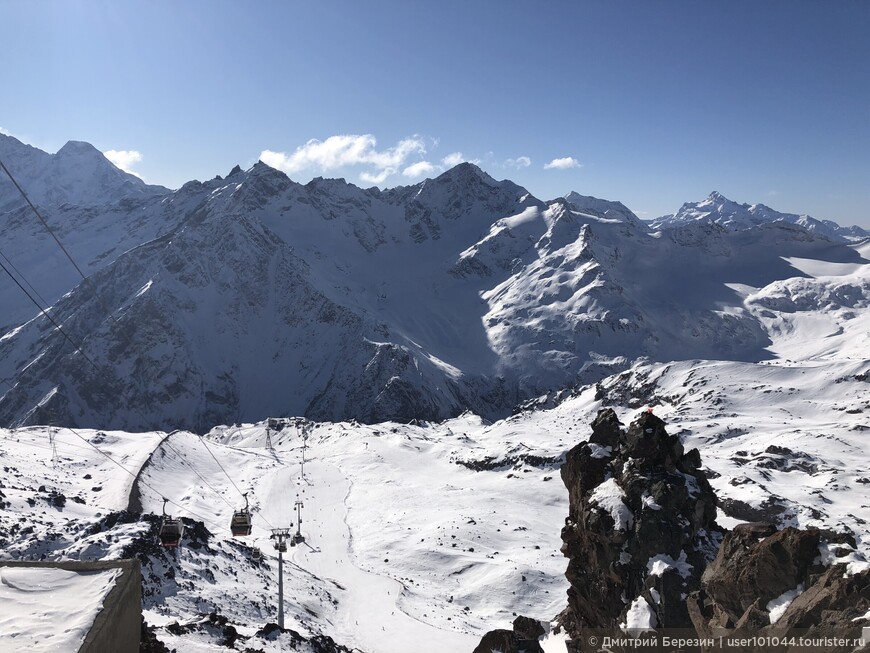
[
  {"x1": 48, "y1": 423, "x2": 58, "y2": 467},
  {"x1": 265, "y1": 424, "x2": 273, "y2": 451},
  {"x1": 270, "y1": 528, "x2": 292, "y2": 628},
  {"x1": 291, "y1": 498, "x2": 305, "y2": 546},
  {"x1": 300, "y1": 423, "x2": 309, "y2": 479}
]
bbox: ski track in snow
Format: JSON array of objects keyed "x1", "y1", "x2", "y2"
[
  {"x1": 1, "y1": 351, "x2": 869, "y2": 650},
  {"x1": 278, "y1": 459, "x2": 477, "y2": 652}
]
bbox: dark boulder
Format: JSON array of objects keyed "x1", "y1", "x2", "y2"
[
  {"x1": 472, "y1": 616, "x2": 546, "y2": 653},
  {"x1": 690, "y1": 524, "x2": 870, "y2": 651},
  {"x1": 701, "y1": 526, "x2": 821, "y2": 623}
]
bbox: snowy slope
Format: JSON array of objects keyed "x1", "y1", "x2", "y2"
[
  {"x1": 1, "y1": 337, "x2": 867, "y2": 651},
  {"x1": 0, "y1": 566, "x2": 121, "y2": 652}
]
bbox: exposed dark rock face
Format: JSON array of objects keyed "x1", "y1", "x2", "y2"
[
  {"x1": 701, "y1": 525, "x2": 822, "y2": 622},
  {"x1": 471, "y1": 616, "x2": 546, "y2": 653},
  {"x1": 474, "y1": 408, "x2": 870, "y2": 653},
  {"x1": 557, "y1": 409, "x2": 723, "y2": 650},
  {"x1": 689, "y1": 525, "x2": 870, "y2": 652}
]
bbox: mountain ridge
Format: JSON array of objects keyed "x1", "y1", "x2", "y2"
[
  {"x1": 652, "y1": 190, "x2": 869, "y2": 241},
  {"x1": 0, "y1": 136, "x2": 867, "y2": 431}
]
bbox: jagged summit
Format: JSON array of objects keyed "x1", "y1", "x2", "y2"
[
  {"x1": 557, "y1": 409, "x2": 722, "y2": 637},
  {"x1": 653, "y1": 191, "x2": 868, "y2": 241},
  {"x1": 435, "y1": 161, "x2": 491, "y2": 183},
  {"x1": 0, "y1": 134, "x2": 168, "y2": 211},
  {"x1": 1, "y1": 134, "x2": 868, "y2": 430}
]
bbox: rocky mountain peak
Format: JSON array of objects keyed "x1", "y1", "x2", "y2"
[
  {"x1": 557, "y1": 409, "x2": 722, "y2": 642},
  {"x1": 543, "y1": 409, "x2": 870, "y2": 650},
  {"x1": 653, "y1": 191, "x2": 867, "y2": 241},
  {"x1": 249, "y1": 159, "x2": 287, "y2": 179},
  {"x1": 0, "y1": 135, "x2": 168, "y2": 210},
  {"x1": 56, "y1": 140, "x2": 104, "y2": 158},
  {"x1": 437, "y1": 161, "x2": 491, "y2": 184},
  {"x1": 225, "y1": 161, "x2": 294, "y2": 208}
]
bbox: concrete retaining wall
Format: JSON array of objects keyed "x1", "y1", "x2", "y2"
[{"x1": 0, "y1": 559, "x2": 141, "y2": 653}]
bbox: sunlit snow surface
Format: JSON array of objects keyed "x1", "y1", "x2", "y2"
[
  {"x1": 0, "y1": 566, "x2": 120, "y2": 652},
  {"x1": 0, "y1": 240, "x2": 867, "y2": 651},
  {"x1": 1, "y1": 338, "x2": 868, "y2": 652}
]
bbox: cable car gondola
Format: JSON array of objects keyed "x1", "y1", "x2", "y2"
[
  {"x1": 159, "y1": 498, "x2": 184, "y2": 548},
  {"x1": 231, "y1": 493, "x2": 253, "y2": 537}
]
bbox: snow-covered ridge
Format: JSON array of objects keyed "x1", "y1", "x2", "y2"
[
  {"x1": 0, "y1": 134, "x2": 168, "y2": 211},
  {"x1": 651, "y1": 190, "x2": 869, "y2": 241},
  {"x1": 0, "y1": 135, "x2": 868, "y2": 431}
]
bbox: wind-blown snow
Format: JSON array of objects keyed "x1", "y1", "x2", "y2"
[
  {"x1": 621, "y1": 596, "x2": 657, "y2": 631},
  {"x1": 766, "y1": 584, "x2": 804, "y2": 624},
  {"x1": 589, "y1": 477, "x2": 633, "y2": 531},
  {"x1": 0, "y1": 567, "x2": 120, "y2": 652}
]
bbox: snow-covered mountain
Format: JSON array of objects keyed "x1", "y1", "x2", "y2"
[
  {"x1": 0, "y1": 134, "x2": 168, "y2": 210},
  {"x1": 0, "y1": 135, "x2": 175, "y2": 330},
  {"x1": 1, "y1": 135, "x2": 868, "y2": 433},
  {"x1": 1, "y1": 134, "x2": 869, "y2": 650},
  {"x1": 652, "y1": 190, "x2": 870, "y2": 241}
]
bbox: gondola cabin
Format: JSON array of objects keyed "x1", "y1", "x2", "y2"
[
  {"x1": 231, "y1": 510, "x2": 252, "y2": 537},
  {"x1": 159, "y1": 498, "x2": 184, "y2": 548},
  {"x1": 159, "y1": 517, "x2": 184, "y2": 547},
  {"x1": 231, "y1": 493, "x2": 253, "y2": 537}
]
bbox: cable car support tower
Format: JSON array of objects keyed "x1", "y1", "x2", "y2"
[{"x1": 269, "y1": 528, "x2": 292, "y2": 629}]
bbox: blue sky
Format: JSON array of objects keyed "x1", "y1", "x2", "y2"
[{"x1": 1, "y1": 0, "x2": 868, "y2": 225}]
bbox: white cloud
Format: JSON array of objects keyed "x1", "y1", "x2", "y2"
[
  {"x1": 104, "y1": 149, "x2": 144, "y2": 178},
  {"x1": 441, "y1": 152, "x2": 466, "y2": 167},
  {"x1": 544, "y1": 156, "x2": 581, "y2": 170},
  {"x1": 402, "y1": 161, "x2": 436, "y2": 178},
  {"x1": 360, "y1": 167, "x2": 396, "y2": 185},
  {"x1": 440, "y1": 152, "x2": 484, "y2": 171},
  {"x1": 260, "y1": 134, "x2": 427, "y2": 185},
  {"x1": 504, "y1": 156, "x2": 531, "y2": 169},
  {"x1": 0, "y1": 127, "x2": 10, "y2": 136}
]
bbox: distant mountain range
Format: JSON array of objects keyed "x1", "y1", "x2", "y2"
[
  {"x1": 0, "y1": 134, "x2": 867, "y2": 430},
  {"x1": 652, "y1": 190, "x2": 869, "y2": 240}
]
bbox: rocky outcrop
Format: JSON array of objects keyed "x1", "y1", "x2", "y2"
[
  {"x1": 557, "y1": 409, "x2": 723, "y2": 649},
  {"x1": 474, "y1": 408, "x2": 870, "y2": 653},
  {"x1": 471, "y1": 616, "x2": 546, "y2": 653},
  {"x1": 689, "y1": 524, "x2": 870, "y2": 652}
]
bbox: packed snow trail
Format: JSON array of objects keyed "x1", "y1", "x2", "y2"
[{"x1": 260, "y1": 453, "x2": 477, "y2": 653}]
